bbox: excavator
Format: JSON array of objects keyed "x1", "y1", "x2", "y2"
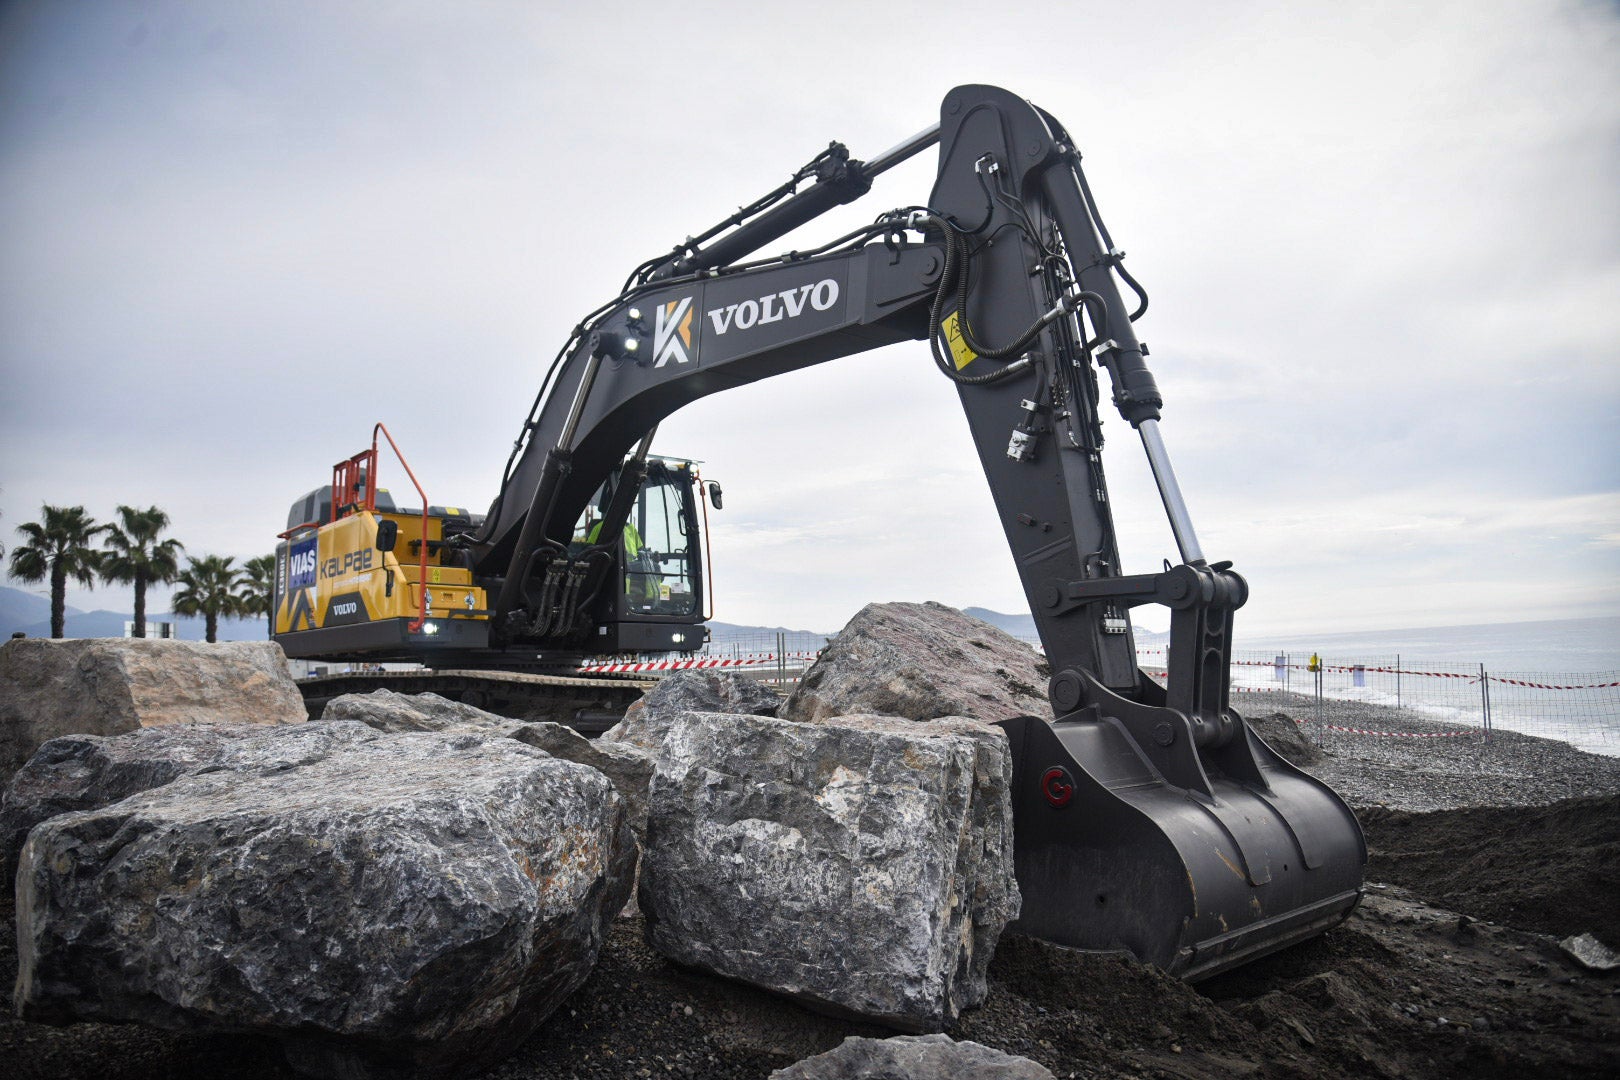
[{"x1": 272, "y1": 84, "x2": 1365, "y2": 982}]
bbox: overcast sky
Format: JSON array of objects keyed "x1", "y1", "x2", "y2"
[{"x1": 2, "y1": 0, "x2": 1617, "y2": 640}]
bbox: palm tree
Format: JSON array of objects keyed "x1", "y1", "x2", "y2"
[
  {"x1": 8, "y1": 505, "x2": 107, "y2": 638},
  {"x1": 171, "y1": 555, "x2": 244, "y2": 644},
  {"x1": 235, "y1": 554, "x2": 277, "y2": 622},
  {"x1": 100, "y1": 505, "x2": 185, "y2": 638}
]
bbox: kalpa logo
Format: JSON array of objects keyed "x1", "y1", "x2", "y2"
[
  {"x1": 654, "y1": 297, "x2": 695, "y2": 368},
  {"x1": 706, "y1": 278, "x2": 839, "y2": 335}
]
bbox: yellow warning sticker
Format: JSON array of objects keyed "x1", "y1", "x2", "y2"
[
  {"x1": 942, "y1": 310, "x2": 976, "y2": 370},
  {"x1": 430, "y1": 568, "x2": 442, "y2": 584}
]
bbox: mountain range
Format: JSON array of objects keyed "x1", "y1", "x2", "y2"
[{"x1": 0, "y1": 585, "x2": 269, "y2": 643}]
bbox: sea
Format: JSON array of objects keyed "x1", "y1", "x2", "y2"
[
  {"x1": 1220, "y1": 615, "x2": 1620, "y2": 757},
  {"x1": 1234, "y1": 615, "x2": 1620, "y2": 675}
]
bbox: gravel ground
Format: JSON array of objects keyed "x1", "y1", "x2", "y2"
[{"x1": 1254, "y1": 692, "x2": 1620, "y2": 811}]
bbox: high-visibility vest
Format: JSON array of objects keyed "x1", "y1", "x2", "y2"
[{"x1": 586, "y1": 521, "x2": 655, "y2": 599}]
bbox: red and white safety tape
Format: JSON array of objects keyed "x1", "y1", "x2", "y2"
[
  {"x1": 1322, "y1": 723, "x2": 1473, "y2": 738},
  {"x1": 578, "y1": 652, "x2": 820, "y2": 674},
  {"x1": 1144, "y1": 673, "x2": 1477, "y2": 737},
  {"x1": 1142, "y1": 651, "x2": 1620, "y2": 690},
  {"x1": 1487, "y1": 676, "x2": 1620, "y2": 690}
]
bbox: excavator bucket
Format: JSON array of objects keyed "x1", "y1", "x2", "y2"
[{"x1": 998, "y1": 703, "x2": 1366, "y2": 980}]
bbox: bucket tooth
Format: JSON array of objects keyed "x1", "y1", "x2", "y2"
[{"x1": 998, "y1": 707, "x2": 1365, "y2": 980}]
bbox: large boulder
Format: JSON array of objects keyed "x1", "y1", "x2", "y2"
[
  {"x1": 0, "y1": 721, "x2": 381, "y2": 888},
  {"x1": 640, "y1": 711, "x2": 1019, "y2": 1032},
  {"x1": 770, "y1": 1034, "x2": 1055, "y2": 1079},
  {"x1": 15, "y1": 730, "x2": 635, "y2": 1079},
  {"x1": 0, "y1": 638, "x2": 305, "y2": 783},
  {"x1": 782, "y1": 602, "x2": 1050, "y2": 725},
  {"x1": 601, "y1": 669, "x2": 782, "y2": 752},
  {"x1": 321, "y1": 688, "x2": 525, "y2": 736}
]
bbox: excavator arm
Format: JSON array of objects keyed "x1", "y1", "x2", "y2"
[{"x1": 465, "y1": 83, "x2": 1365, "y2": 978}]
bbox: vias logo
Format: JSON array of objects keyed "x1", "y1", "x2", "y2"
[{"x1": 654, "y1": 297, "x2": 695, "y2": 368}]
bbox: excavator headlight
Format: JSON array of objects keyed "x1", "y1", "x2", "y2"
[{"x1": 623, "y1": 337, "x2": 639, "y2": 355}]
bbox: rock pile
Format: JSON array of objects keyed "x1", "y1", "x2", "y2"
[
  {"x1": 639, "y1": 710, "x2": 1019, "y2": 1031},
  {"x1": 3, "y1": 607, "x2": 1044, "y2": 1076},
  {"x1": 0, "y1": 638, "x2": 305, "y2": 782}
]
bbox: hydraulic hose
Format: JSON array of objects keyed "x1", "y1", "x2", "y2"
[{"x1": 922, "y1": 213, "x2": 1093, "y2": 386}]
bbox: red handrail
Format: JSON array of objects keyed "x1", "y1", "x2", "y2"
[{"x1": 371, "y1": 423, "x2": 431, "y2": 634}]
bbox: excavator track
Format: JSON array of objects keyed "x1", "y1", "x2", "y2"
[{"x1": 294, "y1": 669, "x2": 657, "y2": 735}]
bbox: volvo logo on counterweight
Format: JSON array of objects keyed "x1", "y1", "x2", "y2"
[{"x1": 706, "y1": 278, "x2": 839, "y2": 335}]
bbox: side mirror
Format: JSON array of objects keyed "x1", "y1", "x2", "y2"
[
  {"x1": 376, "y1": 519, "x2": 398, "y2": 553},
  {"x1": 707, "y1": 481, "x2": 724, "y2": 510}
]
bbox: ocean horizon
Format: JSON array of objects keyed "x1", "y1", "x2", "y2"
[{"x1": 1233, "y1": 614, "x2": 1620, "y2": 675}]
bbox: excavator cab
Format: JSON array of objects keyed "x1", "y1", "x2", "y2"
[{"x1": 571, "y1": 456, "x2": 711, "y2": 653}]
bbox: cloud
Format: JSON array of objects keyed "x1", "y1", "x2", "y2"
[{"x1": 2, "y1": 0, "x2": 1617, "y2": 647}]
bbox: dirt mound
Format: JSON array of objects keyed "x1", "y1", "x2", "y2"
[{"x1": 1359, "y1": 794, "x2": 1620, "y2": 945}]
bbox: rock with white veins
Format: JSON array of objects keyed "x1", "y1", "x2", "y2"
[
  {"x1": 15, "y1": 730, "x2": 635, "y2": 1079},
  {"x1": 639, "y1": 711, "x2": 1019, "y2": 1032}
]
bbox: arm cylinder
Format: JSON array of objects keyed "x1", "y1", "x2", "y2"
[{"x1": 1138, "y1": 419, "x2": 1205, "y2": 565}]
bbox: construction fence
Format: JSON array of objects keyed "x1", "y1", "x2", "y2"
[
  {"x1": 591, "y1": 634, "x2": 1619, "y2": 755},
  {"x1": 1146, "y1": 648, "x2": 1620, "y2": 755}
]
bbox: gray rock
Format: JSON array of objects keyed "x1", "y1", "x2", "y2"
[
  {"x1": 601, "y1": 670, "x2": 781, "y2": 751},
  {"x1": 782, "y1": 602, "x2": 1050, "y2": 725},
  {"x1": 512, "y1": 722, "x2": 656, "y2": 918},
  {"x1": 1247, "y1": 711, "x2": 1323, "y2": 766},
  {"x1": 770, "y1": 1034, "x2": 1056, "y2": 1079},
  {"x1": 0, "y1": 637, "x2": 305, "y2": 784},
  {"x1": 510, "y1": 721, "x2": 653, "y2": 843},
  {"x1": 640, "y1": 711, "x2": 1019, "y2": 1032},
  {"x1": 320, "y1": 688, "x2": 526, "y2": 735},
  {"x1": 1559, "y1": 932, "x2": 1620, "y2": 972},
  {"x1": 1, "y1": 721, "x2": 382, "y2": 889},
  {"x1": 15, "y1": 730, "x2": 634, "y2": 1079}
]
